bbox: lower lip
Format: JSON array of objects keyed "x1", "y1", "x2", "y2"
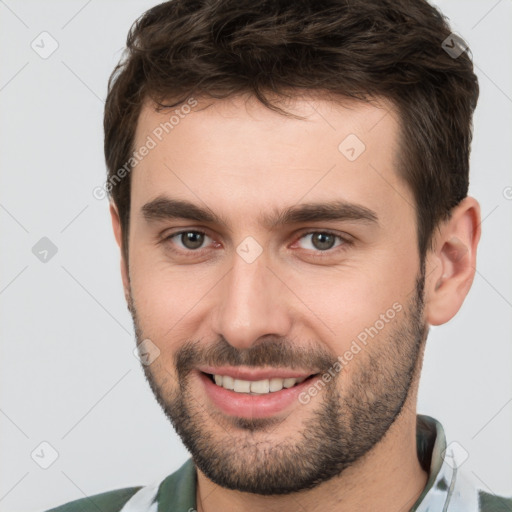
[{"x1": 197, "y1": 371, "x2": 318, "y2": 419}]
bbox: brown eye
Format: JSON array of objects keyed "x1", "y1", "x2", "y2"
[
  {"x1": 180, "y1": 231, "x2": 205, "y2": 250},
  {"x1": 166, "y1": 230, "x2": 212, "y2": 251},
  {"x1": 298, "y1": 232, "x2": 344, "y2": 252}
]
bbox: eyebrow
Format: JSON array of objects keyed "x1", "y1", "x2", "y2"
[{"x1": 141, "y1": 196, "x2": 378, "y2": 230}]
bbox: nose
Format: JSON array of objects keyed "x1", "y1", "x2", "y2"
[{"x1": 211, "y1": 248, "x2": 292, "y2": 351}]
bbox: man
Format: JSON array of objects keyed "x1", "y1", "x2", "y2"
[{"x1": 48, "y1": 0, "x2": 511, "y2": 510}]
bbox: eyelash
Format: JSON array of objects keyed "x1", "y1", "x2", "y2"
[{"x1": 162, "y1": 229, "x2": 352, "y2": 259}]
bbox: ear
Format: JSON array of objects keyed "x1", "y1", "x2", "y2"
[
  {"x1": 424, "y1": 197, "x2": 481, "y2": 326},
  {"x1": 109, "y1": 201, "x2": 130, "y2": 304}
]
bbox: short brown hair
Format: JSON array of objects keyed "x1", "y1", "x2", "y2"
[{"x1": 104, "y1": 0, "x2": 479, "y2": 262}]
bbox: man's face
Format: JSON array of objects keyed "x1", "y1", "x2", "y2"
[{"x1": 123, "y1": 93, "x2": 428, "y2": 494}]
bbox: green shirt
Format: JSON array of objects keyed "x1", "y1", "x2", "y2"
[{"x1": 46, "y1": 415, "x2": 511, "y2": 512}]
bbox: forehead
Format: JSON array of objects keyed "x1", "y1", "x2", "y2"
[{"x1": 130, "y1": 92, "x2": 412, "y2": 229}]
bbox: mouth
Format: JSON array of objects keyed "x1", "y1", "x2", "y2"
[
  {"x1": 204, "y1": 372, "x2": 314, "y2": 394},
  {"x1": 197, "y1": 368, "x2": 321, "y2": 419}
]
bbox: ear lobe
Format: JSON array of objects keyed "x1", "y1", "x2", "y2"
[
  {"x1": 109, "y1": 202, "x2": 131, "y2": 303},
  {"x1": 425, "y1": 197, "x2": 481, "y2": 326}
]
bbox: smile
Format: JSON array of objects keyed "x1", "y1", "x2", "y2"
[
  {"x1": 210, "y1": 374, "x2": 309, "y2": 394},
  {"x1": 197, "y1": 368, "x2": 320, "y2": 418}
]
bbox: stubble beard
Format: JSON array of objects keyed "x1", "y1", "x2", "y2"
[{"x1": 129, "y1": 270, "x2": 427, "y2": 495}]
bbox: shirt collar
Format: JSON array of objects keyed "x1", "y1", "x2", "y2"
[{"x1": 411, "y1": 414, "x2": 479, "y2": 511}]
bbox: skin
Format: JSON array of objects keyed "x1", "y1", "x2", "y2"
[{"x1": 110, "y1": 92, "x2": 480, "y2": 511}]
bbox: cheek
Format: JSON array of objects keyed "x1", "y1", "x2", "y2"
[
  {"x1": 129, "y1": 249, "x2": 216, "y2": 343},
  {"x1": 285, "y1": 255, "x2": 416, "y2": 355}
]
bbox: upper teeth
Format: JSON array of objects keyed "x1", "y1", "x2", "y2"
[{"x1": 213, "y1": 375, "x2": 307, "y2": 394}]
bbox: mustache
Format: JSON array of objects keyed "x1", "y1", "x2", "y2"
[{"x1": 175, "y1": 336, "x2": 338, "y2": 376}]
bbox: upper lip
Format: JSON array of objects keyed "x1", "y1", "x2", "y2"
[{"x1": 198, "y1": 366, "x2": 317, "y2": 381}]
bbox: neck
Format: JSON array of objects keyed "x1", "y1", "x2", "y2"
[{"x1": 195, "y1": 400, "x2": 428, "y2": 512}]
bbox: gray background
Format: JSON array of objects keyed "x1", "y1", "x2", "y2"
[{"x1": 0, "y1": 1, "x2": 511, "y2": 510}]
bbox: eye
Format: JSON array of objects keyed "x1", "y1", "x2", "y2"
[
  {"x1": 162, "y1": 229, "x2": 350, "y2": 259},
  {"x1": 296, "y1": 231, "x2": 347, "y2": 252},
  {"x1": 165, "y1": 230, "x2": 213, "y2": 251}
]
